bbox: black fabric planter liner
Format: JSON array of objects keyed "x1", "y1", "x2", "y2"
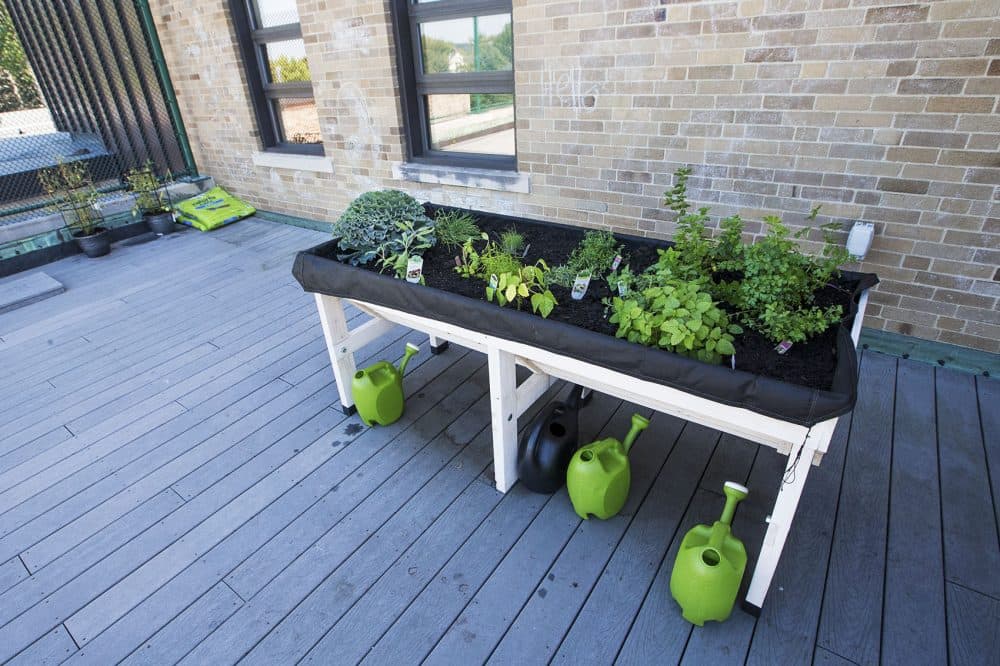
[{"x1": 293, "y1": 209, "x2": 878, "y2": 427}]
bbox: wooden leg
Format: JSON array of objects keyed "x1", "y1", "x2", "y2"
[
  {"x1": 429, "y1": 334, "x2": 449, "y2": 355},
  {"x1": 487, "y1": 346, "x2": 518, "y2": 493},
  {"x1": 744, "y1": 442, "x2": 817, "y2": 612},
  {"x1": 315, "y1": 293, "x2": 358, "y2": 415}
]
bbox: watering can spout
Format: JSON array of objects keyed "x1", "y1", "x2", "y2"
[
  {"x1": 719, "y1": 481, "x2": 748, "y2": 527},
  {"x1": 621, "y1": 414, "x2": 650, "y2": 454},
  {"x1": 397, "y1": 342, "x2": 420, "y2": 376}
]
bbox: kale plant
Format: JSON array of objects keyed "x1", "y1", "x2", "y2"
[{"x1": 333, "y1": 190, "x2": 433, "y2": 266}]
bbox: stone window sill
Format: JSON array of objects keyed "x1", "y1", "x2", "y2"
[
  {"x1": 394, "y1": 162, "x2": 530, "y2": 194},
  {"x1": 252, "y1": 151, "x2": 334, "y2": 174}
]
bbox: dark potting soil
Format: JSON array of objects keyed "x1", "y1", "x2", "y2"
[{"x1": 340, "y1": 208, "x2": 859, "y2": 391}]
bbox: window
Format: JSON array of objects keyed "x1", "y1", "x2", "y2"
[
  {"x1": 391, "y1": 0, "x2": 515, "y2": 170},
  {"x1": 229, "y1": 0, "x2": 322, "y2": 154}
]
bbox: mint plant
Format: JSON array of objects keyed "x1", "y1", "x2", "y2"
[
  {"x1": 608, "y1": 278, "x2": 740, "y2": 365},
  {"x1": 657, "y1": 166, "x2": 851, "y2": 344}
]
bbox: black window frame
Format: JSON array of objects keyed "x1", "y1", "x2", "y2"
[
  {"x1": 390, "y1": 0, "x2": 516, "y2": 171},
  {"x1": 228, "y1": 0, "x2": 323, "y2": 155}
]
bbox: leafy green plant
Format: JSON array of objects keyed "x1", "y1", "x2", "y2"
[
  {"x1": 454, "y1": 233, "x2": 521, "y2": 280},
  {"x1": 376, "y1": 218, "x2": 436, "y2": 279},
  {"x1": 500, "y1": 227, "x2": 525, "y2": 256},
  {"x1": 732, "y1": 216, "x2": 850, "y2": 343},
  {"x1": 124, "y1": 161, "x2": 171, "y2": 215},
  {"x1": 0, "y1": 3, "x2": 42, "y2": 112},
  {"x1": 561, "y1": 229, "x2": 623, "y2": 279},
  {"x1": 658, "y1": 166, "x2": 851, "y2": 343},
  {"x1": 333, "y1": 190, "x2": 433, "y2": 266},
  {"x1": 607, "y1": 264, "x2": 647, "y2": 295},
  {"x1": 37, "y1": 159, "x2": 103, "y2": 236},
  {"x1": 546, "y1": 264, "x2": 576, "y2": 289},
  {"x1": 486, "y1": 260, "x2": 558, "y2": 318},
  {"x1": 608, "y1": 279, "x2": 741, "y2": 365},
  {"x1": 435, "y1": 209, "x2": 480, "y2": 249}
]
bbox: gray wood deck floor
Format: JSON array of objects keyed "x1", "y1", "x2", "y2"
[{"x1": 0, "y1": 219, "x2": 997, "y2": 665}]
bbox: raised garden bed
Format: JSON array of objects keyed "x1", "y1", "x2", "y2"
[{"x1": 294, "y1": 203, "x2": 877, "y2": 427}]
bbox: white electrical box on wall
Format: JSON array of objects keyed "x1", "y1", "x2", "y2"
[{"x1": 846, "y1": 221, "x2": 875, "y2": 261}]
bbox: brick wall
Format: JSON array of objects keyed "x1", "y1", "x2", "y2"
[{"x1": 150, "y1": 0, "x2": 1000, "y2": 353}]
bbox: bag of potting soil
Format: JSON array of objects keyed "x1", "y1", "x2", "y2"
[{"x1": 174, "y1": 186, "x2": 256, "y2": 231}]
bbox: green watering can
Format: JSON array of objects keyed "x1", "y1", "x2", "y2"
[
  {"x1": 670, "y1": 481, "x2": 749, "y2": 626},
  {"x1": 566, "y1": 413, "x2": 650, "y2": 520},
  {"x1": 351, "y1": 342, "x2": 419, "y2": 426}
]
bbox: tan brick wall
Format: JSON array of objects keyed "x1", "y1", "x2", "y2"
[{"x1": 151, "y1": 0, "x2": 1000, "y2": 353}]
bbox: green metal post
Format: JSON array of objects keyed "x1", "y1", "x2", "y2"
[
  {"x1": 472, "y1": 16, "x2": 480, "y2": 112},
  {"x1": 134, "y1": 0, "x2": 197, "y2": 176}
]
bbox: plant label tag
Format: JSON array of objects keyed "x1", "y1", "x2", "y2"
[
  {"x1": 521, "y1": 243, "x2": 531, "y2": 258},
  {"x1": 406, "y1": 255, "x2": 423, "y2": 283},
  {"x1": 571, "y1": 272, "x2": 591, "y2": 300},
  {"x1": 488, "y1": 274, "x2": 499, "y2": 290},
  {"x1": 618, "y1": 281, "x2": 628, "y2": 296},
  {"x1": 731, "y1": 354, "x2": 736, "y2": 370},
  {"x1": 611, "y1": 254, "x2": 622, "y2": 271},
  {"x1": 775, "y1": 340, "x2": 793, "y2": 355}
]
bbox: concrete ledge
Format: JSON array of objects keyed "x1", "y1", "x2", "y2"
[
  {"x1": 860, "y1": 327, "x2": 998, "y2": 377},
  {"x1": 252, "y1": 151, "x2": 334, "y2": 174},
  {"x1": 0, "y1": 176, "x2": 214, "y2": 245},
  {"x1": 0, "y1": 271, "x2": 64, "y2": 314},
  {"x1": 394, "y1": 162, "x2": 530, "y2": 194}
]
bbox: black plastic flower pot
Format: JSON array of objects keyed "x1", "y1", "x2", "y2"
[
  {"x1": 74, "y1": 227, "x2": 111, "y2": 258},
  {"x1": 146, "y1": 211, "x2": 175, "y2": 235}
]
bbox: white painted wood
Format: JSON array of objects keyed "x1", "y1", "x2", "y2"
[
  {"x1": 487, "y1": 347, "x2": 518, "y2": 493},
  {"x1": 514, "y1": 372, "x2": 555, "y2": 419},
  {"x1": 309, "y1": 289, "x2": 871, "y2": 606},
  {"x1": 314, "y1": 294, "x2": 357, "y2": 410},
  {"x1": 429, "y1": 334, "x2": 443, "y2": 349},
  {"x1": 744, "y1": 441, "x2": 817, "y2": 608},
  {"x1": 851, "y1": 290, "x2": 869, "y2": 346},
  {"x1": 335, "y1": 317, "x2": 396, "y2": 359}
]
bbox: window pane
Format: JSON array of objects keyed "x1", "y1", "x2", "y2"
[
  {"x1": 263, "y1": 39, "x2": 311, "y2": 83},
  {"x1": 419, "y1": 15, "x2": 512, "y2": 74},
  {"x1": 274, "y1": 98, "x2": 322, "y2": 144},
  {"x1": 253, "y1": 0, "x2": 300, "y2": 28},
  {"x1": 426, "y1": 93, "x2": 514, "y2": 156}
]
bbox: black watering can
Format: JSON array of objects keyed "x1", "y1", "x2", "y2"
[{"x1": 517, "y1": 385, "x2": 592, "y2": 494}]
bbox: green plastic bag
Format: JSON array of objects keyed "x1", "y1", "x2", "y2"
[{"x1": 174, "y1": 186, "x2": 255, "y2": 231}]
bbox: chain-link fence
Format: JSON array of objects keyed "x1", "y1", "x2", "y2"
[{"x1": 0, "y1": 0, "x2": 195, "y2": 228}]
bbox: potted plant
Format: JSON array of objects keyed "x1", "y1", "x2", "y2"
[
  {"x1": 124, "y1": 161, "x2": 175, "y2": 235},
  {"x1": 37, "y1": 159, "x2": 110, "y2": 258}
]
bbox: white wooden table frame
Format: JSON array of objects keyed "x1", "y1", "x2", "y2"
[{"x1": 313, "y1": 289, "x2": 870, "y2": 610}]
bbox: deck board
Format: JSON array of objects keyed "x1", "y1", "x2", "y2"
[
  {"x1": 816, "y1": 352, "x2": 895, "y2": 665},
  {"x1": 881, "y1": 359, "x2": 946, "y2": 665},
  {"x1": 0, "y1": 217, "x2": 995, "y2": 664}
]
